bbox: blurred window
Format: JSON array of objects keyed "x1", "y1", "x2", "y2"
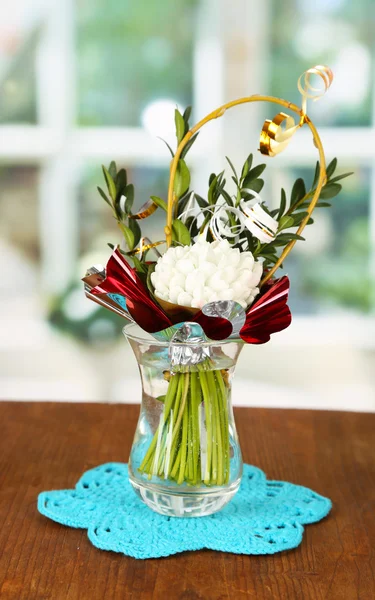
[
  {"x1": 0, "y1": 0, "x2": 374, "y2": 325},
  {"x1": 76, "y1": 0, "x2": 197, "y2": 127},
  {"x1": 270, "y1": 0, "x2": 373, "y2": 126}
]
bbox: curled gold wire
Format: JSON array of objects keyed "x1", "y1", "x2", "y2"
[{"x1": 165, "y1": 66, "x2": 332, "y2": 286}]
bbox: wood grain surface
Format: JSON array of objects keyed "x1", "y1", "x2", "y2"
[{"x1": 0, "y1": 401, "x2": 374, "y2": 600}]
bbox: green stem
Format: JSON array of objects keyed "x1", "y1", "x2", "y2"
[
  {"x1": 138, "y1": 365, "x2": 231, "y2": 489},
  {"x1": 216, "y1": 370, "x2": 230, "y2": 484},
  {"x1": 199, "y1": 370, "x2": 212, "y2": 485},
  {"x1": 210, "y1": 371, "x2": 224, "y2": 485},
  {"x1": 187, "y1": 390, "x2": 194, "y2": 481},
  {"x1": 177, "y1": 395, "x2": 189, "y2": 484},
  {"x1": 190, "y1": 371, "x2": 200, "y2": 485},
  {"x1": 164, "y1": 373, "x2": 189, "y2": 478},
  {"x1": 139, "y1": 373, "x2": 179, "y2": 472},
  {"x1": 206, "y1": 371, "x2": 218, "y2": 485}
]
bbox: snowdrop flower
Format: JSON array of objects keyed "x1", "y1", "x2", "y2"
[{"x1": 151, "y1": 238, "x2": 263, "y2": 309}]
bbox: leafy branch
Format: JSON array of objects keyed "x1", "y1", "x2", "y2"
[
  {"x1": 97, "y1": 105, "x2": 353, "y2": 281},
  {"x1": 255, "y1": 158, "x2": 353, "y2": 269},
  {"x1": 98, "y1": 161, "x2": 141, "y2": 252},
  {"x1": 97, "y1": 106, "x2": 199, "y2": 271}
]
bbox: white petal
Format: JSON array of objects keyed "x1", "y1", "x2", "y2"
[
  {"x1": 170, "y1": 273, "x2": 186, "y2": 288},
  {"x1": 168, "y1": 285, "x2": 184, "y2": 304},
  {"x1": 240, "y1": 255, "x2": 255, "y2": 271},
  {"x1": 207, "y1": 274, "x2": 227, "y2": 292},
  {"x1": 155, "y1": 289, "x2": 168, "y2": 301},
  {"x1": 239, "y1": 269, "x2": 253, "y2": 284},
  {"x1": 176, "y1": 259, "x2": 195, "y2": 275},
  {"x1": 249, "y1": 270, "x2": 262, "y2": 287},
  {"x1": 177, "y1": 291, "x2": 193, "y2": 307},
  {"x1": 185, "y1": 270, "x2": 205, "y2": 293},
  {"x1": 217, "y1": 288, "x2": 235, "y2": 301},
  {"x1": 222, "y1": 266, "x2": 236, "y2": 284},
  {"x1": 199, "y1": 261, "x2": 216, "y2": 278}
]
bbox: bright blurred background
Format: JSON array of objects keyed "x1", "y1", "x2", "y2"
[{"x1": 1, "y1": 0, "x2": 375, "y2": 410}]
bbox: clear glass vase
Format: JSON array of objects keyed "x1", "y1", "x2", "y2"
[{"x1": 124, "y1": 322, "x2": 244, "y2": 517}]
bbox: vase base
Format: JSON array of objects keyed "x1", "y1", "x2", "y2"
[{"x1": 129, "y1": 476, "x2": 240, "y2": 517}]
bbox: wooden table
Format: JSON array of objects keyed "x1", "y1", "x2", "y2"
[{"x1": 0, "y1": 402, "x2": 374, "y2": 599}]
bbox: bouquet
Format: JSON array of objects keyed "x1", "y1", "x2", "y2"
[{"x1": 83, "y1": 66, "x2": 352, "y2": 488}]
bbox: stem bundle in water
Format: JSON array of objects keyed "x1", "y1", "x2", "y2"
[{"x1": 139, "y1": 365, "x2": 231, "y2": 487}]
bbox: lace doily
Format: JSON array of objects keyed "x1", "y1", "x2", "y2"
[{"x1": 38, "y1": 463, "x2": 331, "y2": 559}]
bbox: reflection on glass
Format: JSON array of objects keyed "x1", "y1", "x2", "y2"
[{"x1": 76, "y1": 0, "x2": 197, "y2": 126}]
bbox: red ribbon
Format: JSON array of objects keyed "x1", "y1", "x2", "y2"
[
  {"x1": 239, "y1": 276, "x2": 291, "y2": 343},
  {"x1": 91, "y1": 248, "x2": 291, "y2": 342},
  {"x1": 91, "y1": 248, "x2": 172, "y2": 333}
]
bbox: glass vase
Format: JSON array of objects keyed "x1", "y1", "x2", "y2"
[{"x1": 124, "y1": 322, "x2": 244, "y2": 517}]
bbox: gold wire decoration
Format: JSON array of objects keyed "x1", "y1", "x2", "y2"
[
  {"x1": 129, "y1": 198, "x2": 158, "y2": 220},
  {"x1": 165, "y1": 65, "x2": 333, "y2": 286},
  {"x1": 128, "y1": 237, "x2": 164, "y2": 258}
]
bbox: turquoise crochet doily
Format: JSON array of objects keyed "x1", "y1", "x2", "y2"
[{"x1": 38, "y1": 463, "x2": 331, "y2": 559}]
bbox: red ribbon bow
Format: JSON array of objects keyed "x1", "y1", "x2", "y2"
[{"x1": 91, "y1": 248, "x2": 291, "y2": 343}]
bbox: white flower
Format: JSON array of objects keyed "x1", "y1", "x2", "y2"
[{"x1": 151, "y1": 238, "x2": 263, "y2": 309}]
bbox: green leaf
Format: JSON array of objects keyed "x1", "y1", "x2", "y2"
[
  {"x1": 180, "y1": 132, "x2": 199, "y2": 159},
  {"x1": 194, "y1": 194, "x2": 208, "y2": 209},
  {"x1": 209, "y1": 172, "x2": 216, "y2": 185},
  {"x1": 102, "y1": 165, "x2": 117, "y2": 202},
  {"x1": 158, "y1": 137, "x2": 174, "y2": 157},
  {"x1": 208, "y1": 171, "x2": 224, "y2": 205},
  {"x1": 326, "y1": 158, "x2": 337, "y2": 179},
  {"x1": 183, "y1": 106, "x2": 192, "y2": 126},
  {"x1": 241, "y1": 153, "x2": 253, "y2": 181},
  {"x1": 146, "y1": 263, "x2": 157, "y2": 301},
  {"x1": 278, "y1": 215, "x2": 294, "y2": 231},
  {"x1": 291, "y1": 178, "x2": 306, "y2": 205},
  {"x1": 312, "y1": 161, "x2": 320, "y2": 188},
  {"x1": 109, "y1": 161, "x2": 117, "y2": 180},
  {"x1": 241, "y1": 178, "x2": 264, "y2": 199},
  {"x1": 278, "y1": 188, "x2": 287, "y2": 219},
  {"x1": 178, "y1": 191, "x2": 194, "y2": 215},
  {"x1": 174, "y1": 159, "x2": 190, "y2": 198},
  {"x1": 97, "y1": 186, "x2": 112, "y2": 207},
  {"x1": 129, "y1": 218, "x2": 141, "y2": 247},
  {"x1": 175, "y1": 109, "x2": 186, "y2": 143},
  {"x1": 319, "y1": 183, "x2": 342, "y2": 199},
  {"x1": 276, "y1": 233, "x2": 305, "y2": 242},
  {"x1": 328, "y1": 172, "x2": 354, "y2": 184},
  {"x1": 150, "y1": 195, "x2": 168, "y2": 212},
  {"x1": 291, "y1": 211, "x2": 308, "y2": 226},
  {"x1": 225, "y1": 156, "x2": 238, "y2": 182},
  {"x1": 122, "y1": 225, "x2": 135, "y2": 251},
  {"x1": 116, "y1": 169, "x2": 127, "y2": 199},
  {"x1": 220, "y1": 188, "x2": 234, "y2": 207},
  {"x1": 172, "y1": 219, "x2": 191, "y2": 246},
  {"x1": 243, "y1": 164, "x2": 266, "y2": 187},
  {"x1": 132, "y1": 255, "x2": 148, "y2": 274},
  {"x1": 240, "y1": 160, "x2": 249, "y2": 180},
  {"x1": 124, "y1": 184, "x2": 134, "y2": 214},
  {"x1": 316, "y1": 201, "x2": 332, "y2": 207}
]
